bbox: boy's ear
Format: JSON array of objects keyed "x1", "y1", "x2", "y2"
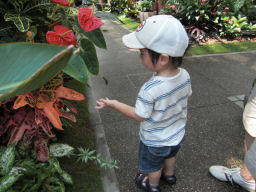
[{"x1": 159, "y1": 54, "x2": 170, "y2": 65}]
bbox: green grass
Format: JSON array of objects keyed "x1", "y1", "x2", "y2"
[
  {"x1": 186, "y1": 41, "x2": 256, "y2": 56},
  {"x1": 117, "y1": 14, "x2": 140, "y2": 31},
  {"x1": 117, "y1": 14, "x2": 256, "y2": 55},
  {"x1": 57, "y1": 79, "x2": 103, "y2": 192}
]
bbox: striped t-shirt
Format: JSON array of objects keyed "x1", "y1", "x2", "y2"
[{"x1": 135, "y1": 68, "x2": 192, "y2": 147}]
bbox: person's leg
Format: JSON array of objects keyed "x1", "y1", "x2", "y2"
[
  {"x1": 148, "y1": 169, "x2": 162, "y2": 187},
  {"x1": 136, "y1": 141, "x2": 162, "y2": 191},
  {"x1": 240, "y1": 131, "x2": 255, "y2": 181},
  {"x1": 163, "y1": 156, "x2": 175, "y2": 175},
  {"x1": 241, "y1": 82, "x2": 256, "y2": 181}
]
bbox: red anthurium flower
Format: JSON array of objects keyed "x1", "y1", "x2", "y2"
[
  {"x1": 78, "y1": 8, "x2": 103, "y2": 32},
  {"x1": 46, "y1": 25, "x2": 76, "y2": 46},
  {"x1": 50, "y1": 0, "x2": 70, "y2": 7}
]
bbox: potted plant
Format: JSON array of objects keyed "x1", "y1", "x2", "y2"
[{"x1": 139, "y1": 0, "x2": 157, "y2": 22}]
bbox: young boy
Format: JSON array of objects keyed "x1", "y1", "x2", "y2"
[{"x1": 95, "y1": 15, "x2": 192, "y2": 192}]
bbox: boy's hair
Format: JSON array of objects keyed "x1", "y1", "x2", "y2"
[{"x1": 148, "y1": 49, "x2": 183, "y2": 68}]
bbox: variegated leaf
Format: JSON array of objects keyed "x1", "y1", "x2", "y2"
[
  {"x1": 49, "y1": 143, "x2": 74, "y2": 157},
  {"x1": 4, "y1": 13, "x2": 32, "y2": 32}
]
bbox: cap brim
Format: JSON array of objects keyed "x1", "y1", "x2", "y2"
[{"x1": 122, "y1": 32, "x2": 145, "y2": 49}]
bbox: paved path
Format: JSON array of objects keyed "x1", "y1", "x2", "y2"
[{"x1": 87, "y1": 19, "x2": 256, "y2": 192}]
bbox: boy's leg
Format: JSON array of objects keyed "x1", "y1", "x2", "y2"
[
  {"x1": 163, "y1": 157, "x2": 175, "y2": 175},
  {"x1": 148, "y1": 169, "x2": 162, "y2": 186}
]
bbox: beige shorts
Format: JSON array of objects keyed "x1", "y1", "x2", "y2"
[{"x1": 243, "y1": 83, "x2": 256, "y2": 137}]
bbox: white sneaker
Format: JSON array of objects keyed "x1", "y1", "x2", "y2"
[
  {"x1": 232, "y1": 171, "x2": 256, "y2": 192},
  {"x1": 209, "y1": 165, "x2": 241, "y2": 182},
  {"x1": 209, "y1": 165, "x2": 256, "y2": 192}
]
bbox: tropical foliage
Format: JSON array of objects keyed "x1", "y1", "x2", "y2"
[
  {"x1": 160, "y1": 0, "x2": 256, "y2": 40},
  {"x1": 0, "y1": 0, "x2": 118, "y2": 191},
  {"x1": 0, "y1": 143, "x2": 117, "y2": 191}
]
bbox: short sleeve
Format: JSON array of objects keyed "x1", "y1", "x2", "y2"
[
  {"x1": 135, "y1": 88, "x2": 154, "y2": 119},
  {"x1": 188, "y1": 78, "x2": 192, "y2": 97}
]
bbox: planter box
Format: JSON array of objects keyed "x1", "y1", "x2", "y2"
[{"x1": 139, "y1": 11, "x2": 156, "y2": 22}]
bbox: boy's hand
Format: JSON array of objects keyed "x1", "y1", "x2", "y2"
[{"x1": 95, "y1": 97, "x2": 115, "y2": 109}]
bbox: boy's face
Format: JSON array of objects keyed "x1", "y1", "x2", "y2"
[{"x1": 139, "y1": 49, "x2": 155, "y2": 71}]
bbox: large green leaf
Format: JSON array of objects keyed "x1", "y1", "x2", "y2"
[
  {"x1": 4, "y1": 13, "x2": 31, "y2": 32},
  {"x1": 83, "y1": 28, "x2": 107, "y2": 49},
  {"x1": 79, "y1": 38, "x2": 99, "y2": 75},
  {"x1": 74, "y1": 17, "x2": 106, "y2": 49},
  {"x1": 63, "y1": 54, "x2": 89, "y2": 84},
  {"x1": 0, "y1": 43, "x2": 73, "y2": 101}
]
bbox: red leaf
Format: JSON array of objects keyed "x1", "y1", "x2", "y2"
[
  {"x1": 56, "y1": 86, "x2": 85, "y2": 101},
  {"x1": 42, "y1": 103, "x2": 63, "y2": 130},
  {"x1": 46, "y1": 25, "x2": 76, "y2": 46},
  {"x1": 78, "y1": 8, "x2": 103, "y2": 32},
  {"x1": 60, "y1": 110, "x2": 76, "y2": 122},
  {"x1": 13, "y1": 94, "x2": 28, "y2": 109},
  {"x1": 7, "y1": 110, "x2": 34, "y2": 145},
  {"x1": 50, "y1": 0, "x2": 70, "y2": 7}
]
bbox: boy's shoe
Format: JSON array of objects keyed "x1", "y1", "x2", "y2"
[
  {"x1": 209, "y1": 165, "x2": 256, "y2": 192},
  {"x1": 160, "y1": 172, "x2": 176, "y2": 185}
]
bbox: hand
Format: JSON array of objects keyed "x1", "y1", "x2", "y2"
[{"x1": 95, "y1": 97, "x2": 115, "y2": 110}]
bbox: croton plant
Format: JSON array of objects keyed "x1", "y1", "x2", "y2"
[{"x1": 0, "y1": 0, "x2": 106, "y2": 162}]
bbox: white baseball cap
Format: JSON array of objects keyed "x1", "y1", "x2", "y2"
[{"x1": 122, "y1": 15, "x2": 189, "y2": 57}]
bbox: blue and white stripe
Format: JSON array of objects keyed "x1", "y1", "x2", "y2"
[
  {"x1": 147, "y1": 106, "x2": 187, "y2": 124},
  {"x1": 154, "y1": 94, "x2": 189, "y2": 113},
  {"x1": 144, "y1": 80, "x2": 163, "y2": 91},
  {"x1": 137, "y1": 95, "x2": 154, "y2": 106},
  {"x1": 135, "y1": 68, "x2": 192, "y2": 147},
  {"x1": 154, "y1": 79, "x2": 191, "y2": 102},
  {"x1": 140, "y1": 126, "x2": 185, "y2": 146},
  {"x1": 144, "y1": 117, "x2": 187, "y2": 133}
]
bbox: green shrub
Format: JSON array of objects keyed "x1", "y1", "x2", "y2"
[
  {"x1": 160, "y1": 0, "x2": 256, "y2": 41},
  {"x1": 139, "y1": 0, "x2": 152, "y2": 12}
]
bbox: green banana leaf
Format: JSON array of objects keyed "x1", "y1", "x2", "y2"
[
  {"x1": 79, "y1": 38, "x2": 99, "y2": 75},
  {"x1": 0, "y1": 43, "x2": 74, "y2": 101},
  {"x1": 63, "y1": 53, "x2": 89, "y2": 84}
]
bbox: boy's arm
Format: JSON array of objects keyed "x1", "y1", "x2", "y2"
[{"x1": 95, "y1": 98, "x2": 145, "y2": 122}]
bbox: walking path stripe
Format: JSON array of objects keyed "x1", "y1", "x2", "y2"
[{"x1": 227, "y1": 94, "x2": 245, "y2": 109}]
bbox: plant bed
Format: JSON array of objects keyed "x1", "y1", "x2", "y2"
[{"x1": 57, "y1": 79, "x2": 103, "y2": 192}]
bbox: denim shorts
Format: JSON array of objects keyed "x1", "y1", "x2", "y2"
[{"x1": 139, "y1": 139, "x2": 184, "y2": 173}]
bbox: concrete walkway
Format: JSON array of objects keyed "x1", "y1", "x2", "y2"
[{"x1": 87, "y1": 19, "x2": 256, "y2": 192}]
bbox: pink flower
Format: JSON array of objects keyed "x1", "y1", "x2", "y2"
[
  {"x1": 46, "y1": 25, "x2": 76, "y2": 46},
  {"x1": 201, "y1": 0, "x2": 207, "y2": 5},
  {"x1": 78, "y1": 8, "x2": 103, "y2": 32},
  {"x1": 50, "y1": 0, "x2": 70, "y2": 7}
]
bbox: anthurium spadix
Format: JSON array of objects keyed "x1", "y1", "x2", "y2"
[{"x1": 0, "y1": 43, "x2": 74, "y2": 101}]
